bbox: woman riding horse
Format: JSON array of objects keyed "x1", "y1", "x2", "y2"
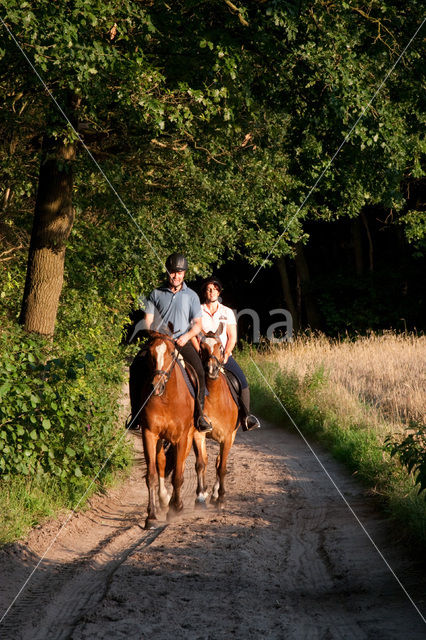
[{"x1": 200, "y1": 276, "x2": 260, "y2": 431}]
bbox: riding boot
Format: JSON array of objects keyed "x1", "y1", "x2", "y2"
[
  {"x1": 196, "y1": 394, "x2": 213, "y2": 433},
  {"x1": 240, "y1": 387, "x2": 261, "y2": 431},
  {"x1": 178, "y1": 342, "x2": 212, "y2": 432}
]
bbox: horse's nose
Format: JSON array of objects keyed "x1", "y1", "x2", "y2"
[
  {"x1": 208, "y1": 364, "x2": 219, "y2": 379},
  {"x1": 153, "y1": 376, "x2": 165, "y2": 395}
]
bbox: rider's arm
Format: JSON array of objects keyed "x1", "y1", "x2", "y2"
[
  {"x1": 144, "y1": 313, "x2": 154, "y2": 330},
  {"x1": 176, "y1": 317, "x2": 202, "y2": 347},
  {"x1": 224, "y1": 323, "x2": 237, "y2": 363}
]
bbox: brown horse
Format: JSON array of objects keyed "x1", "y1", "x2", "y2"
[
  {"x1": 137, "y1": 331, "x2": 195, "y2": 529},
  {"x1": 193, "y1": 324, "x2": 240, "y2": 508}
]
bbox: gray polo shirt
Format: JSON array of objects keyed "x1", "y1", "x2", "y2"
[{"x1": 142, "y1": 282, "x2": 202, "y2": 338}]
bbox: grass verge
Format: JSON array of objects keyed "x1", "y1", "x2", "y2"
[{"x1": 0, "y1": 443, "x2": 132, "y2": 548}]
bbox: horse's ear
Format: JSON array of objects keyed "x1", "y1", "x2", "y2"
[
  {"x1": 215, "y1": 322, "x2": 224, "y2": 338},
  {"x1": 199, "y1": 331, "x2": 206, "y2": 343},
  {"x1": 167, "y1": 321, "x2": 174, "y2": 335}
]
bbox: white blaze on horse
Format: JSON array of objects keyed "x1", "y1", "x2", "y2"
[{"x1": 137, "y1": 331, "x2": 196, "y2": 529}]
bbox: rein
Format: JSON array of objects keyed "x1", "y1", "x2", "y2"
[
  {"x1": 152, "y1": 354, "x2": 178, "y2": 383},
  {"x1": 146, "y1": 334, "x2": 179, "y2": 390},
  {"x1": 208, "y1": 353, "x2": 222, "y2": 368},
  {"x1": 204, "y1": 350, "x2": 225, "y2": 379}
]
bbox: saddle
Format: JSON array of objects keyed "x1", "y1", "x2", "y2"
[
  {"x1": 176, "y1": 356, "x2": 199, "y2": 398},
  {"x1": 223, "y1": 370, "x2": 241, "y2": 409}
]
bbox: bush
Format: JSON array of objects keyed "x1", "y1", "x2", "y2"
[
  {"x1": 0, "y1": 325, "x2": 129, "y2": 493},
  {"x1": 0, "y1": 255, "x2": 133, "y2": 544},
  {"x1": 386, "y1": 425, "x2": 426, "y2": 496}
]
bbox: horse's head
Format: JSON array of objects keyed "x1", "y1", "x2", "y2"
[
  {"x1": 145, "y1": 331, "x2": 178, "y2": 396},
  {"x1": 199, "y1": 323, "x2": 224, "y2": 379}
]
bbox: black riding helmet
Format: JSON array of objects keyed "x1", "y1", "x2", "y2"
[
  {"x1": 165, "y1": 252, "x2": 188, "y2": 272},
  {"x1": 200, "y1": 276, "x2": 223, "y2": 302}
]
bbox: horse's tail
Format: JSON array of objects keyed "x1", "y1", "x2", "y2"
[{"x1": 164, "y1": 441, "x2": 175, "y2": 477}]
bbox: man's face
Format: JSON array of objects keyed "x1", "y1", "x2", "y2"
[
  {"x1": 168, "y1": 270, "x2": 185, "y2": 289},
  {"x1": 205, "y1": 284, "x2": 220, "y2": 303}
]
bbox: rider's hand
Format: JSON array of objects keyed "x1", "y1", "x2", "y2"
[
  {"x1": 223, "y1": 351, "x2": 231, "y2": 364},
  {"x1": 176, "y1": 333, "x2": 189, "y2": 347}
]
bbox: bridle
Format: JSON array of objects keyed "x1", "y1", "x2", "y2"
[
  {"x1": 201, "y1": 337, "x2": 224, "y2": 380},
  {"x1": 147, "y1": 334, "x2": 179, "y2": 395}
]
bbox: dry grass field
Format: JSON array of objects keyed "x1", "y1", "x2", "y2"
[
  {"x1": 257, "y1": 332, "x2": 425, "y2": 437},
  {"x1": 247, "y1": 333, "x2": 426, "y2": 544}
]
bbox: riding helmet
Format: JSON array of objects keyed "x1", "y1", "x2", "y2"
[{"x1": 165, "y1": 253, "x2": 188, "y2": 272}]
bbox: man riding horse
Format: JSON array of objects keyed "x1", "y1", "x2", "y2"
[{"x1": 129, "y1": 253, "x2": 212, "y2": 432}]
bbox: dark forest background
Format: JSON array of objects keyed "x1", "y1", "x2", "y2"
[{"x1": 212, "y1": 200, "x2": 425, "y2": 341}]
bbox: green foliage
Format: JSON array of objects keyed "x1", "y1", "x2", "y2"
[
  {"x1": 0, "y1": 221, "x2": 131, "y2": 544},
  {"x1": 386, "y1": 425, "x2": 426, "y2": 495},
  {"x1": 0, "y1": 327, "x2": 129, "y2": 484},
  {"x1": 399, "y1": 211, "x2": 426, "y2": 249},
  {"x1": 1, "y1": 0, "x2": 424, "y2": 276}
]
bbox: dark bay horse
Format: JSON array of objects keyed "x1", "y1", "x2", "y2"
[
  {"x1": 193, "y1": 324, "x2": 239, "y2": 508},
  {"x1": 136, "y1": 331, "x2": 195, "y2": 529}
]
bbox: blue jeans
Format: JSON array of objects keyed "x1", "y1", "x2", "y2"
[{"x1": 224, "y1": 356, "x2": 248, "y2": 389}]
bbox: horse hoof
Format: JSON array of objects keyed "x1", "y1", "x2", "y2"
[
  {"x1": 144, "y1": 518, "x2": 158, "y2": 530},
  {"x1": 167, "y1": 506, "x2": 183, "y2": 521},
  {"x1": 194, "y1": 497, "x2": 207, "y2": 510}
]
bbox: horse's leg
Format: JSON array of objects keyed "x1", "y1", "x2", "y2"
[
  {"x1": 211, "y1": 430, "x2": 237, "y2": 508},
  {"x1": 210, "y1": 451, "x2": 221, "y2": 505},
  {"x1": 193, "y1": 431, "x2": 208, "y2": 508},
  {"x1": 142, "y1": 429, "x2": 159, "y2": 529},
  {"x1": 169, "y1": 432, "x2": 192, "y2": 516},
  {"x1": 156, "y1": 441, "x2": 171, "y2": 509}
]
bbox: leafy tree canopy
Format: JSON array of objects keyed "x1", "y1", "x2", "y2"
[{"x1": 1, "y1": 0, "x2": 424, "y2": 289}]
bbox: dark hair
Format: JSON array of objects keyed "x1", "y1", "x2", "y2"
[{"x1": 200, "y1": 276, "x2": 223, "y2": 302}]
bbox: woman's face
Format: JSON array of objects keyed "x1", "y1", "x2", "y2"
[{"x1": 205, "y1": 284, "x2": 220, "y2": 303}]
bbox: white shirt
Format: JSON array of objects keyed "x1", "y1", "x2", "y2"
[{"x1": 201, "y1": 302, "x2": 237, "y2": 349}]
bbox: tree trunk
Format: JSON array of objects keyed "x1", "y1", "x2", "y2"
[
  {"x1": 294, "y1": 242, "x2": 321, "y2": 330},
  {"x1": 276, "y1": 256, "x2": 299, "y2": 333},
  {"x1": 360, "y1": 211, "x2": 374, "y2": 272},
  {"x1": 351, "y1": 216, "x2": 364, "y2": 276},
  {"x1": 19, "y1": 137, "x2": 76, "y2": 336}
]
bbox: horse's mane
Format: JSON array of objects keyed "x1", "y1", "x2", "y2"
[{"x1": 146, "y1": 329, "x2": 175, "y2": 344}]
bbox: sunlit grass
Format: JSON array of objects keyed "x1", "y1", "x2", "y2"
[
  {"x1": 240, "y1": 332, "x2": 426, "y2": 547},
  {"x1": 256, "y1": 331, "x2": 425, "y2": 435}
]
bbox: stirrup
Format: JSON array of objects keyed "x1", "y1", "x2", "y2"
[
  {"x1": 125, "y1": 414, "x2": 140, "y2": 431},
  {"x1": 242, "y1": 414, "x2": 261, "y2": 432}
]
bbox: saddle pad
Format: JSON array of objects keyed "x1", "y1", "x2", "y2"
[{"x1": 177, "y1": 359, "x2": 196, "y2": 398}]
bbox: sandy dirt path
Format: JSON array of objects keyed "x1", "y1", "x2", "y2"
[{"x1": 0, "y1": 419, "x2": 425, "y2": 640}]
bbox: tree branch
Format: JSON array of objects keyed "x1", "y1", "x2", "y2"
[{"x1": 223, "y1": 0, "x2": 249, "y2": 27}]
